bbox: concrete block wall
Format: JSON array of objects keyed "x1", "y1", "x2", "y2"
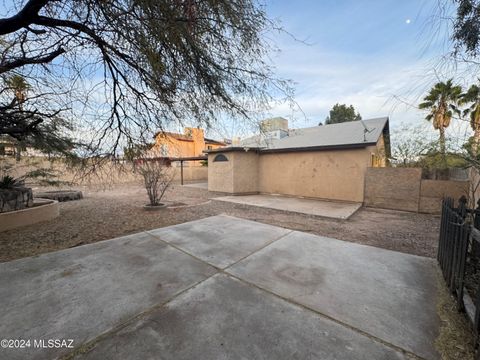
[
  {"x1": 364, "y1": 168, "x2": 422, "y2": 212},
  {"x1": 364, "y1": 167, "x2": 469, "y2": 214},
  {"x1": 419, "y1": 180, "x2": 468, "y2": 213},
  {"x1": 4, "y1": 158, "x2": 208, "y2": 187},
  {"x1": 173, "y1": 166, "x2": 207, "y2": 182}
]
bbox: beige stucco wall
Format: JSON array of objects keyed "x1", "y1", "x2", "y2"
[
  {"x1": 207, "y1": 151, "x2": 259, "y2": 194},
  {"x1": 258, "y1": 148, "x2": 374, "y2": 202},
  {"x1": 207, "y1": 137, "x2": 387, "y2": 202},
  {"x1": 232, "y1": 152, "x2": 259, "y2": 194},
  {"x1": 208, "y1": 153, "x2": 234, "y2": 193}
]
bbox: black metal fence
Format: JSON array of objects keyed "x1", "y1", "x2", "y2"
[{"x1": 438, "y1": 196, "x2": 480, "y2": 352}]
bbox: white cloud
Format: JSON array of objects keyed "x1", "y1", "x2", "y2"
[{"x1": 259, "y1": 33, "x2": 474, "y2": 146}]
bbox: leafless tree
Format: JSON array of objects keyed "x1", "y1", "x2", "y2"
[
  {"x1": 135, "y1": 159, "x2": 174, "y2": 206},
  {"x1": 0, "y1": 0, "x2": 292, "y2": 157}
]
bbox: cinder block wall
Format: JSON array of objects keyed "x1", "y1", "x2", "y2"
[
  {"x1": 419, "y1": 179, "x2": 468, "y2": 213},
  {"x1": 173, "y1": 166, "x2": 207, "y2": 182},
  {"x1": 3, "y1": 158, "x2": 207, "y2": 186},
  {"x1": 364, "y1": 168, "x2": 422, "y2": 212},
  {"x1": 364, "y1": 167, "x2": 469, "y2": 214}
]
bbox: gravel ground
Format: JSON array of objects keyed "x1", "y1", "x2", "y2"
[{"x1": 0, "y1": 183, "x2": 440, "y2": 262}]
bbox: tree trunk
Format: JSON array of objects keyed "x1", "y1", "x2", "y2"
[
  {"x1": 473, "y1": 127, "x2": 480, "y2": 156},
  {"x1": 439, "y1": 127, "x2": 447, "y2": 168},
  {"x1": 15, "y1": 143, "x2": 21, "y2": 162}
]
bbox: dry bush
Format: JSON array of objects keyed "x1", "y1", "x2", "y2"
[{"x1": 135, "y1": 159, "x2": 174, "y2": 206}]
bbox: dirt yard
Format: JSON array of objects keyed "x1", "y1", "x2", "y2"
[{"x1": 0, "y1": 183, "x2": 440, "y2": 263}]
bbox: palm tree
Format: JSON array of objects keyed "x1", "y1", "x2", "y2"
[
  {"x1": 460, "y1": 82, "x2": 480, "y2": 156},
  {"x1": 419, "y1": 79, "x2": 462, "y2": 167},
  {"x1": 5, "y1": 75, "x2": 30, "y2": 161}
]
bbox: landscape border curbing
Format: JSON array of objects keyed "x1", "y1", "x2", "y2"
[
  {"x1": 0, "y1": 198, "x2": 59, "y2": 232},
  {"x1": 34, "y1": 190, "x2": 83, "y2": 202}
]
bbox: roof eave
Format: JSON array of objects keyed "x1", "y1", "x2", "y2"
[{"x1": 260, "y1": 142, "x2": 376, "y2": 154}]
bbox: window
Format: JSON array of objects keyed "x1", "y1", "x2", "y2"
[
  {"x1": 207, "y1": 145, "x2": 212, "y2": 150},
  {"x1": 213, "y1": 154, "x2": 228, "y2": 162}
]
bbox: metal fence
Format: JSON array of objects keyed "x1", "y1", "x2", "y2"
[{"x1": 438, "y1": 196, "x2": 480, "y2": 354}]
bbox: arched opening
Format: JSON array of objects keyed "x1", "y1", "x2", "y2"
[{"x1": 213, "y1": 154, "x2": 228, "y2": 162}]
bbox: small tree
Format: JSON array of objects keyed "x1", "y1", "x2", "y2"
[{"x1": 136, "y1": 159, "x2": 174, "y2": 206}]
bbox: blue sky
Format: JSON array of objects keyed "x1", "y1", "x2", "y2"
[
  {"x1": 3, "y1": 1, "x2": 471, "y2": 146},
  {"x1": 233, "y1": 0, "x2": 471, "y2": 143}
]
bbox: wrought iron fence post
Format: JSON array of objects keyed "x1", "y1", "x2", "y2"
[
  {"x1": 438, "y1": 195, "x2": 480, "y2": 356},
  {"x1": 450, "y1": 197, "x2": 467, "y2": 295}
]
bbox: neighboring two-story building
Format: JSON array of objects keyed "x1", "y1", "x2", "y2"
[{"x1": 151, "y1": 127, "x2": 227, "y2": 165}]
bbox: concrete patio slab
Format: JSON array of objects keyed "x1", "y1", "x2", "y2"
[
  {"x1": 0, "y1": 232, "x2": 217, "y2": 360},
  {"x1": 0, "y1": 215, "x2": 440, "y2": 360},
  {"x1": 213, "y1": 194, "x2": 362, "y2": 219},
  {"x1": 228, "y1": 231, "x2": 440, "y2": 360},
  {"x1": 182, "y1": 182, "x2": 208, "y2": 189},
  {"x1": 147, "y1": 214, "x2": 291, "y2": 268},
  {"x1": 76, "y1": 274, "x2": 406, "y2": 360}
]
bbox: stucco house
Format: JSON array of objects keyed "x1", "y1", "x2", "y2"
[
  {"x1": 206, "y1": 117, "x2": 390, "y2": 203},
  {"x1": 151, "y1": 127, "x2": 227, "y2": 165}
]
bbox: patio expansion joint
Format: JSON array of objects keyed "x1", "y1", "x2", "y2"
[
  {"x1": 137, "y1": 228, "x2": 427, "y2": 359},
  {"x1": 222, "y1": 271, "x2": 427, "y2": 360},
  {"x1": 63, "y1": 228, "x2": 295, "y2": 359},
  {"x1": 61, "y1": 227, "x2": 425, "y2": 360},
  {"x1": 145, "y1": 224, "x2": 427, "y2": 360},
  {"x1": 223, "y1": 229, "x2": 295, "y2": 270},
  {"x1": 145, "y1": 227, "x2": 295, "y2": 271},
  {"x1": 60, "y1": 269, "x2": 220, "y2": 360}
]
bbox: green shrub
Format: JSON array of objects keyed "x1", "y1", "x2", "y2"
[{"x1": 0, "y1": 175, "x2": 23, "y2": 189}]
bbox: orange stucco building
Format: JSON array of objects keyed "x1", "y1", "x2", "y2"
[{"x1": 152, "y1": 128, "x2": 226, "y2": 160}]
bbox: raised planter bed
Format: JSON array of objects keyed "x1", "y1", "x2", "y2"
[
  {"x1": 0, "y1": 187, "x2": 33, "y2": 212},
  {"x1": 143, "y1": 203, "x2": 167, "y2": 211},
  {"x1": 34, "y1": 190, "x2": 83, "y2": 202},
  {"x1": 0, "y1": 198, "x2": 59, "y2": 232}
]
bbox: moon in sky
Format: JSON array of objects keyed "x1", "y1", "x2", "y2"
[{"x1": 406, "y1": 19, "x2": 411, "y2": 24}]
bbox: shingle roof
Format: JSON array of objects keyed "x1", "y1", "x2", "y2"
[{"x1": 240, "y1": 117, "x2": 389, "y2": 150}]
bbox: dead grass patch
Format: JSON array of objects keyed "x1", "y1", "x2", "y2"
[{"x1": 435, "y1": 269, "x2": 475, "y2": 360}]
